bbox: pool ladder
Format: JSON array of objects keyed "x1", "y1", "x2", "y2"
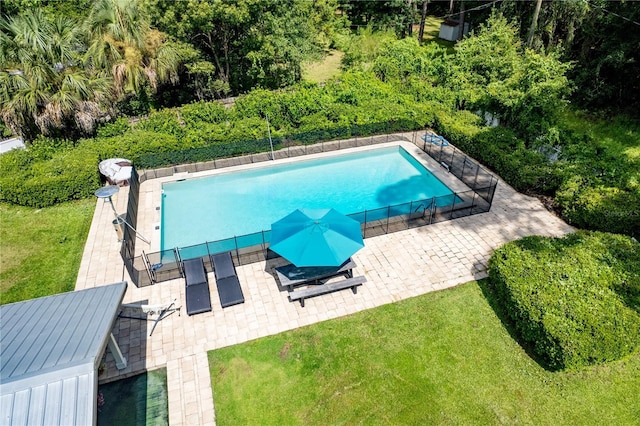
[{"x1": 411, "y1": 199, "x2": 436, "y2": 220}]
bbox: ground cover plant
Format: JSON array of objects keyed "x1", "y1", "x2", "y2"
[
  {"x1": 0, "y1": 199, "x2": 94, "y2": 304},
  {"x1": 489, "y1": 231, "x2": 640, "y2": 371},
  {"x1": 209, "y1": 282, "x2": 640, "y2": 425}
]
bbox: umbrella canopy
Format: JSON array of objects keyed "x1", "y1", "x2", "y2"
[{"x1": 270, "y1": 208, "x2": 364, "y2": 267}]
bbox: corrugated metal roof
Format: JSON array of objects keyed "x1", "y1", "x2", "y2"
[{"x1": 0, "y1": 282, "x2": 127, "y2": 426}]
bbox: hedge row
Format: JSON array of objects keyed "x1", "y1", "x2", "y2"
[
  {"x1": 1, "y1": 70, "x2": 637, "y2": 241},
  {"x1": 488, "y1": 231, "x2": 640, "y2": 370},
  {"x1": 432, "y1": 110, "x2": 563, "y2": 195},
  {"x1": 0, "y1": 74, "x2": 437, "y2": 208}
]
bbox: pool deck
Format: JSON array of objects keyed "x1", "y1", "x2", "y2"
[{"x1": 76, "y1": 139, "x2": 574, "y2": 425}]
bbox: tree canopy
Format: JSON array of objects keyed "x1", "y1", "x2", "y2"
[
  {"x1": 145, "y1": 0, "x2": 346, "y2": 93},
  {"x1": 1, "y1": 0, "x2": 638, "y2": 141},
  {"x1": 0, "y1": 0, "x2": 194, "y2": 139},
  {"x1": 0, "y1": 10, "x2": 111, "y2": 139}
]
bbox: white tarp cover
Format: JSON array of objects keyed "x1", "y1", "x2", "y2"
[{"x1": 99, "y1": 158, "x2": 132, "y2": 185}]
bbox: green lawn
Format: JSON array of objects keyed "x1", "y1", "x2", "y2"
[
  {"x1": 302, "y1": 49, "x2": 344, "y2": 83},
  {"x1": 561, "y1": 110, "x2": 640, "y2": 165},
  {"x1": 209, "y1": 281, "x2": 640, "y2": 425},
  {"x1": 418, "y1": 15, "x2": 456, "y2": 53},
  {"x1": 0, "y1": 199, "x2": 94, "y2": 304}
]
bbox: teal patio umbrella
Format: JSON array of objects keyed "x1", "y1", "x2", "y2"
[{"x1": 270, "y1": 208, "x2": 364, "y2": 267}]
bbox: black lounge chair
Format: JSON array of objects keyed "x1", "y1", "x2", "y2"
[
  {"x1": 183, "y1": 258, "x2": 212, "y2": 316},
  {"x1": 210, "y1": 251, "x2": 245, "y2": 308}
]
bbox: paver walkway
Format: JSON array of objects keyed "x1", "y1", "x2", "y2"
[{"x1": 76, "y1": 141, "x2": 574, "y2": 425}]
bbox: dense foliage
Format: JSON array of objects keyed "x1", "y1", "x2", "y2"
[
  {"x1": 499, "y1": 0, "x2": 640, "y2": 111},
  {"x1": 0, "y1": 71, "x2": 433, "y2": 207},
  {"x1": 2, "y1": 13, "x2": 638, "y2": 240},
  {"x1": 0, "y1": 0, "x2": 193, "y2": 140},
  {"x1": 489, "y1": 231, "x2": 640, "y2": 370},
  {"x1": 144, "y1": 0, "x2": 347, "y2": 94}
]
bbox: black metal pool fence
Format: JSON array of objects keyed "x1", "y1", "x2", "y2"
[{"x1": 120, "y1": 128, "x2": 498, "y2": 287}]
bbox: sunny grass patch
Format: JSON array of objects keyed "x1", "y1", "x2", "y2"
[
  {"x1": 0, "y1": 199, "x2": 94, "y2": 304},
  {"x1": 419, "y1": 15, "x2": 455, "y2": 53},
  {"x1": 209, "y1": 282, "x2": 640, "y2": 425},
  {"x1": 302, "y1": 49, "x2": 344, "y2": 83}
]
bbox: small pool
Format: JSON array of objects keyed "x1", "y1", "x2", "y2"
[{"x1": 161, "y1": 146, "x2": 456, "y2": 251}]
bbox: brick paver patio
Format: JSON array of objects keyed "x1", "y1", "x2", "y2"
[{"x1": 76, "y1": 141, "x2": 574, "y2": 425}]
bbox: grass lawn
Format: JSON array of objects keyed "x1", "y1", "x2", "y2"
[
  {"x1": 209, "y1": 281, "x2": 640, "y2": 425},
  {"x1": 0, "y1": 199, "x2": 94, "y2": 304},
  {"x1": 561, "y1": 110, "x2": 640, "y2": 165},
  {"x1": 417, "y1": 15, "x2": 456, "y2": 53},
  {"x1": 302, "y1": 49, "x2": 344, "y2": 83}
]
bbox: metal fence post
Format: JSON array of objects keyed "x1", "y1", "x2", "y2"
[
  {"x1": 450, "y1": 148, "x2": 456, "y2": 172},
  {"x1": 449, "y1": 194, "x2": 456, "y2": 219},
  {"x1": 473, "y1": 162, "x2": 480, "y2": 190},
  {"x1": 408, "y1": 200, "x2": 414, "y2": 226},
  {"x1": 386, "y1": 206, "x2": 391, "y2": 234},
  {"x1": 471, "y1": 192, "x2": 477, "y2": 215},
  {"x1": 234, "y1": 236, "x2": 240, "y2": 263},
  {"x1": 363, "y1": 210, "x2": 368, "y2": 238},
  {"x1": 461, "y1": 156, "x2": 467, "y2": 182}
]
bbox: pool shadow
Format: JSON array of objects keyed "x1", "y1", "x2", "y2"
[
  {"x1": 376, "y1": 175, "x2": 438, "y2": 207},
  {"x1": 97, "y1": 367, "x2": 168, "y2": 426}
]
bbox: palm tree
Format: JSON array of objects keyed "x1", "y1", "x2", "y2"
[
  {"x1": 0, "y1": 10, "x2": 111, "y2": 140},
  {"x1": 83, "y1": 0, "x2": 183, "y2": 96}
]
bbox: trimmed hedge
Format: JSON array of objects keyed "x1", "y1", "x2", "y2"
[
  {"x1": 432, "y1": 110, "x2": 563, "y2": 195},
  {"x1": 0, "y1": 144, "x2": 100, "y2": 208},
  {"x1": 557, "y1": 179, "x2": 640, "y2": 237},
  {"x1": 488, "y1": 231, "x2": 640, "y2": 370}
]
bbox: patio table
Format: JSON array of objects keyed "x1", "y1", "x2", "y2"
[{"x1": 275, "y1": 258, "x2": 356, "y2": 292}]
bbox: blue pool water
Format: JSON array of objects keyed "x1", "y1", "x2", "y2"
[{"x1": 161, "y1": 146, "x2": 456, "y2": 251}]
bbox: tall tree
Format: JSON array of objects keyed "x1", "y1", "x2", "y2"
[
  {"x1": 418, "y1": 0, "x2": 429, "y2": 44},
  {"x1": 83, "y1": 0, "x2": 185, "y2": 96},
  {"x1": 339, "y1": 0, "x2": 414, "y2": 36},
  {"x1": 449, "y1": 13, "x2": 571, "y2": 139},
  {"x1": 146, "y1": 0, "x2": 336, "y2": 93},
  {"x1": 567, "y1": 0, "x2": 640, "y2": 109},
  {"x1": 527, "y1": 0, "x2": 543, "y2": 47},
  {"x1": 0, "y1": 10, "x2": 111, "y2": 140}
]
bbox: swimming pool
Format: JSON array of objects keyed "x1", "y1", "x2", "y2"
[{"x1": 161, "y1": 146, "x2": 457, "y2": 251}]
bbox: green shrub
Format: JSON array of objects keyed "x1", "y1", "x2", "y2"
[
  {"x1": 488, "y1": 231, "x2": 640, "y2": 370},
  {"x1": 96, "y1": 117, "x2": 132, "y2": 138},
  {"x1": 232, "y1": 89, "x2": 286, "y2": 127},
  {"x1": 0, "y1": 145, "x2": 100, "y2": 207},
  {"x1": 433, "y1": 115, "x2": 563, "y2": 195},
  {"x1": 556, "y1": 180, "x2": 640, "y2": 238},
  {"x1": 134, "y1": 109, "x2": 185, "y2": 138},
  {"x1": 179, "y1": 101, "x2": 228, "y2": 128},
  {"x1": 278, "y1": 85, "x2": 332, "y2": 126},
  {"x1": 94, "y1": 131, "x2": 183, "y2": 167}
]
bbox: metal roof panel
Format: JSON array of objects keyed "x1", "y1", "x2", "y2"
[{"x1": 0, "y1": 282, "x2": 126, "y2": 426}]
